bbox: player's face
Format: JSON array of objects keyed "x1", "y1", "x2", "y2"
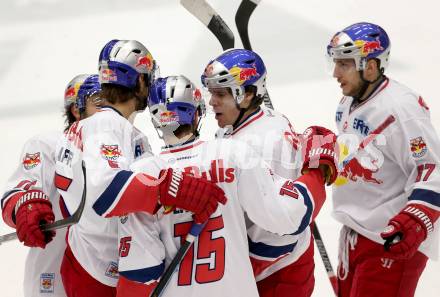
[
  {"x1": 332, "y1": 59, "x2": 363, "y2": 96},
  {"x1": 208, "y1": 88, "x2": 240, "y2": 128}
]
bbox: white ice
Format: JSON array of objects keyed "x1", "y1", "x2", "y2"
[{"x1": 0, "y1": 0, "x2": 439, "y2": 296}]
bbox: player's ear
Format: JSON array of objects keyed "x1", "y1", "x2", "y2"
[
  {"x1": 240, "y1": 91, "x2": 255, "y2": 109},
  {"x1": 365, "y1": 59, "x2": 381, "y2": 82}
]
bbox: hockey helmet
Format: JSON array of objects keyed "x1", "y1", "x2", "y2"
[
  {"x1": 327, "y1": 22, "x2": 391, "y2": 72},
  {"x1": 201, "y1": 49, "x2": 267, "y2": 104}
]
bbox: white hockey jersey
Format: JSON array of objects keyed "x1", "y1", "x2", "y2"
[
  {"x1": 216, "y1": 107, "x2": 313, "y2": 281},
  {"x1": 1, "y1": 131, "x2": 67, "y2": 297},
  {"x1": 333, "y1": 78, "x2": 440, "y2": 259},
  {"x1": 112, "y1": 138, "x2": 325, "y2": 297},
  {"x1": 54, "y1": 106, "x2": 153, "y2": 286}
]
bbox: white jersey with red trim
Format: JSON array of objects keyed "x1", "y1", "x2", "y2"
[
  {"x1": 333, "y1": 78, "x2": 440, "y2": 259},
  {"x1": 114, "y1": 138, "x2": 324, "y2": 296},
  {"x1": 1, "y1": 131, "x2": 67, "y2": 297},
  {"x1": 216, "y1": 107, "x2": 312, "y2": 281},
  {"x1": 55, "y1": 106, "x2": 153, "y2": 286}
]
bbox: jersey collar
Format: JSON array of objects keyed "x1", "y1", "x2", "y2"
[
  {"x1": 231, "y1": 107, "x2": 264, "y2": 136},
  {"x1": 350, "y1": 77, "x2": 389, "y2": 113},
  {"x1": 99, "y1": 105, "x2": 123, "y2": 117},
  {"x1": 161, "y1": 138, "x2": 204, "y2": 154}
]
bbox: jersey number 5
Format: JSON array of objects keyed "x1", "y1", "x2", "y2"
[{"x1": 174, "y1": 216, "x2": 225, "y2": 286}]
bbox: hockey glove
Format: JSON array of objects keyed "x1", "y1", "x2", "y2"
[
  {"x1": 381, "y1": 204, "x2": 438, "y2": 260},
  {"x1": 300, "y1": 126, "x2": 338, "y2": 185},
  {"x1": 15, "y1": 189, "x2": 55, "y2": 248},
  {"x1": 159, "y1": 168, "x2": 227, "y2": 223}
]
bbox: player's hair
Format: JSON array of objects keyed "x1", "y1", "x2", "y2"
[
  {"x1": 101, "y1": 74, "x2": 148, "y2": 104},
  {"x1": 245, "y1": 85, "x2": 264, "y2": 109},
  {"x1": 64, "y1": 105, "x2": 76, "y2": 132}
]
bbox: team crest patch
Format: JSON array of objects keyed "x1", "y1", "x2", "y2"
[
  {"x1": 410, "y1": 137, "x2": 427, "y2": 158},
  {"x1": 105, "y1": 261, "x2": 119, "y2": 279},
  {"x1": 101, "y1": 144, "x2": 122, "y2": 161},
  {"x1": 40, "y1": 273, "x2": 55, "y2": 293},
  {"x1": 23, "y1": 152, "x2": 41, "y2": 170}
]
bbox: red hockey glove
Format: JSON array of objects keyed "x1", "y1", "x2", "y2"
[
  {"x1": 15, "y1": 189, "x2": 55, "y2": 248},
  {"x1": 159, "y1": 169, "x2": 227, "y2": 223},
  {"x1": 300, "y1": 126, "x2": 338, "y2": 185},
  {"x1": 381, "y1": 204, "x2": 438, "y2": 260}
]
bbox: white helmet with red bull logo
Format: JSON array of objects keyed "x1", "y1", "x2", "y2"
[
  {"x1": 98, "y1": 39, "x2": 157, "y2": 89},
  {"x1": 327, "y1": 22, "x2": 391, "y2": 72},
  {"x1": 148, "y1": 75, "x2": 206, "y2": 137},
  {"x1": 201, "y1": 48, "x2": 267, "y2": 104},
  {"x1": 64, "y1": 74, "x2": 90, "y2": 108}
]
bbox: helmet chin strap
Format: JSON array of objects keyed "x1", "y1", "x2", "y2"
[{"x1": 353, "y1": 70, "x2": 384, "y2": 102}]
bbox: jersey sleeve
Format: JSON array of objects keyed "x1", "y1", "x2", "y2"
[
  {"x1": 1, "y1": 137, "x2": 53, "y2": 227},
  {"x1": 234, "y1": 144, "x2": 326, "y2": 236},
  {"x1": 388, "y1": 95, "x2": 440, "y2": 217},
  {"x1": 86, "y1": 125, "x2": 160, "y2": 217},
  {"x1": 117, "y1": 212, "x2": 164, "y2": 296}
]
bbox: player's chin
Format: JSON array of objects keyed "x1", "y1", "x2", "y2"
[{"x1": 215, "y1": 113, "x2": 225, "y2": 127}]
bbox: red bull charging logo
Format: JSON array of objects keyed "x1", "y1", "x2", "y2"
[
  {"x1": 100, "y1": 68, "x2": 117, "y2": 82},
  {"x1": 336, "y1": 157, "x2": 383, "y2": 185},
  {"x1": 64, "y1": 82, "x2": 81, "y2": 101},
  {"x1": 135, "y1": 53, "x2": 154, "y2": 71},
  {"x1": 354, "y1": 38, "x2": 384, "y2": 57},
  {"x1": 160, "y1": 111, "x2": 179, "y2": 123},
  {"x1": 230, "y1": 64, "x2": 259, "y2": 85}
]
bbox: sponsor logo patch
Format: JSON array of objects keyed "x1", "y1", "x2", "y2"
[{"x1": 101, "y1": 144, "x2": 122, "y2": 161}]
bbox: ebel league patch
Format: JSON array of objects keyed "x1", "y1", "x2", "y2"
[
  {"x1": 40, "y1": 273, "x2": 55, "y2": 293},
  {"x1": 23, "y1": 152, "x2": 41, "y2": 170},
  {"x1": 105, "y1": 261, "x2": 119, "y2": 279},
  {"x1": 410, "y1": 137, "x2": 427, "y2": 158}
]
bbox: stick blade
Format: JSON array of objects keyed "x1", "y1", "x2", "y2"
[{"x1": 181, "y1": 0, "x2": 234, "y2": 50}]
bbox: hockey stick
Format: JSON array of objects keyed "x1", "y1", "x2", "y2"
[
  {"x1": 235, "y1": 0, "x2": 337, "y2": 293},
  {"x1": 180, "y1": 0, "x2": 234, "y2": 50},
  {"x1": 235, "y1": 0, "x2": 273, "y2": 109},
  {"x1": 150, "y1": 222, "x2": 205, "y2": 297},
  {"x1": 0, "y1": 161, "x2": 87, "y2": 245},
  {"x1": 235, "y1": 0, "x2": 261, "y2": 51}
]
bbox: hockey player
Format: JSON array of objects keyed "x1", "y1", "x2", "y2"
[
  {"x1": 1, "y1": 73, "x2": 102, "y2": 297},
  {"x1": 327, "y1": 22, "x2": 440, "y2": 297},
  {"x1": 202, "y1": 48, "x2": 324, "y2": 297},
  {"x1": 96, "y1": 75, "x2": 338, "y2": 296},
  {"x1": 55, "y1": 40, "x2": 227, "y2": 297}
]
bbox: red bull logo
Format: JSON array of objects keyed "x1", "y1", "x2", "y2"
[
  {"x1": 100, "y1": 68, "x2": 117, "y2": 82},
  {"x1": 160, "y1": 111, "x2": 179, "y2": 123},
  {"x1": 330, "y1": 35, "x2": 340, "y2": 47},
  {"x1": 335, "y1": 157, "x2": 382, "y2": 185},
  {"x1": 204, "y1": 64, "x2": 214, "y2": 77},
  {"x1": 410, "y1": 137, "x2": 427, "y2": 158},
  {"x1": 355, "y1": 38, "x2": 384, "y2": 57},
  {"x1": 101, "y1": 144, "x2": 122, "y2": 161},
  {"x1": 23, "y1": 152, "x2": 41, "y2": 170},
  {"x1": 64, "y1": 82, "x2": 82, "y2": 102},
  {"x1": 193, "y1": 88, "x2": 202, "y2": 102},
  {"x1": 135, "y1": 53, "x2": 154, "y2": 71},
  {"x1": 230, "y1": 65, "x2": 259, "y2": 85},
  {"x1": 418, "y1": 96, "x2": 429, "y2": 111}
]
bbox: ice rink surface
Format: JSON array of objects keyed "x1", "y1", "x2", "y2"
[{"x1": 0, "y1": 0, "x2": 439, "y2": 296}]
